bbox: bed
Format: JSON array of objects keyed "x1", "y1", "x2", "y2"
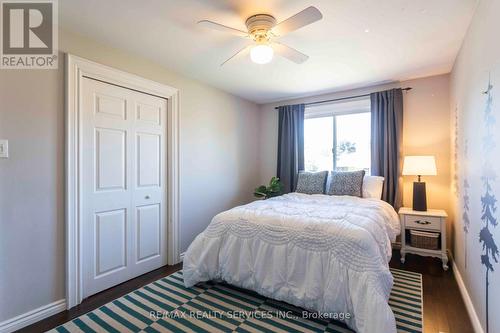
[{"x1": 183, "y1": 192, "x2": 400, "y2": 333}]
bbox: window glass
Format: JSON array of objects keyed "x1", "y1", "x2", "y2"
[
  {"x1": 304, "y1": 117, "x2": 333, "y2": 172},
  {"x1": 335, "y1": 112, "x2": 371, "y2": 173},
  {"x1": 304, "y1": 102, "x2": 371, "y2": 174}
]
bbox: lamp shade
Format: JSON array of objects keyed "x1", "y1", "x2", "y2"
[{"x1": 402, "y1": 156, "x2": 437, "y2": 176}]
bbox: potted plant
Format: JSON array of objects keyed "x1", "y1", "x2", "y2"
[{"x1": 254, "y1": 176, "x2": 282, "y2": 199}]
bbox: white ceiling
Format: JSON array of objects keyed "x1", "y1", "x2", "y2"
[{"x1": 60, "y1": 0, "x2": 477, "y2": 104}]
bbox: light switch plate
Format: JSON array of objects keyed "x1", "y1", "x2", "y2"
[{"x1": 0, "y1": 140, "x2": 8, "y2": 158}]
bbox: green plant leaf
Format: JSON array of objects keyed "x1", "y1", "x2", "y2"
[{"x1": 253, "y1": 177, "x2": 282, "y2": 199}]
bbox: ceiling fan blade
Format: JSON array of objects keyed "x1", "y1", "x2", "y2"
[
  {"x1": 272, "y1": 6, "x2": 323, "y2": 37},
  {"x1": 272, "y1": 42, "x2": 309, "y2": 64},
  {"x1": 220, "y1": 44, "x2": 252, "y2": 66},
  {"x1": 197, "y1": 20, "x2": 248, "y2": 37}
]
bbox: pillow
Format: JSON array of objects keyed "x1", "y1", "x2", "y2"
[
  {"x1": 328, "y1": 170, "x2": 366, "y2": 197},
  {"x1": 362, "y1": 175, "x2": 385, "y2": 199},
  {"x1": 295, "y1": 171, "x2": 328, "y2": 194}
]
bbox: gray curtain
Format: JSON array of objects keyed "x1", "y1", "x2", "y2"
[
  {"x1": 370, "y1": 88, "x2": 403, "y2": 209},
  {"x1": 277, "y1": 104, "x2": 305, "y2": 193}
]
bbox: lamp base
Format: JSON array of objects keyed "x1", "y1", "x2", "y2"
[{"x1": 413, "y1": 182, "x2": 427, "y2": 211}]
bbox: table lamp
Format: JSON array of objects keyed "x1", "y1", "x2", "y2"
[{"x1": 402, "y1": 156, "x2": 437, "y2": 211}]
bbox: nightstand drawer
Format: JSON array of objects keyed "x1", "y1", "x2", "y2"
[{"x1": 405, "y1": 215, "x2": 441, "y2": 231}]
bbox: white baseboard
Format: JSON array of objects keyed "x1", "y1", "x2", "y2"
[
  {"x1": 0, "y1": 299, "x2": 66, "y2": 333},
  {"x1": 452, "y1": 261, "x2": 484, "y2": 333}
]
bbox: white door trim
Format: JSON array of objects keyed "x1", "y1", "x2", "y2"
[{"x1": 65, "y1": 54, "x2": 181, "y2": 309}]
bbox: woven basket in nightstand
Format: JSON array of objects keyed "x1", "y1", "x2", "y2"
[{"x1": 410, "y1": 230, "x2": 439, "y2": 250}]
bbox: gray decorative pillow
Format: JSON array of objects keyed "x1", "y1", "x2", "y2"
[
  {"x1": 295, "y1": 171, "x2": 328, "y2": 194},
  {"x1": 328, "y1": 170, "x2": 366, "y2": 197}
]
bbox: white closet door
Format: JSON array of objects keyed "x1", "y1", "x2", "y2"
[
  {"x1": 131, "y1": 90, "x2": 167, "y2": 277},
  {"x1": 81, "y1": 78, "x2": 167, "y2": 298}
]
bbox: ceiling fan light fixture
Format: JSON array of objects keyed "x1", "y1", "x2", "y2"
[
  {"x1": 199, "y1": 6, "x2": 322, "y2": 66},
  {"x1": 250, "y1": 44, "x2": 274, "y2": 64}
]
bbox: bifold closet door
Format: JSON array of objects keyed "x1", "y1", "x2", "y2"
[{"x1": 81, "y1": 77, "x2": 167, "y2": 298}]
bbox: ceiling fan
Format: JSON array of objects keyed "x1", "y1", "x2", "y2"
[{"x1": 198, "y1": 6, "x2": 323, "y2": 66}]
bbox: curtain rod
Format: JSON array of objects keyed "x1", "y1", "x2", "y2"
[{"x1": 273, "y1": 87, "x2": 412, "y2": 109}]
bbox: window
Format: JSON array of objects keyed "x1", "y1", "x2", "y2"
[{"x1": 304, "y1": 98, "x2": 371, "y2": 173}]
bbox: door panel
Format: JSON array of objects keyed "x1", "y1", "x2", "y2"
[
  {"x1": 95, "y1": 209, "x2": 127, "y2": 276},
  {"x1": 95, "y1": 93, "x2": 126, "y2": 119},
  {"x1": 95, "y1": 128, "x2": 126, "y2": 191},
  {"x1": 137, "y1": 133, "x2": 160, "y2": 188},
  {"x1": 136, "y1": 204, "x2": 161, "y2": 262},
  {"x1": 136, "y1": 102, "x2": 160, "y2": 125},
  {"x1": 82, "y1": 77, "x2": 167, "y2": 299}
]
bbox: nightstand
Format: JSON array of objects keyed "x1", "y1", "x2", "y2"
[{"x1": 399, "y1": 207, "x2": 448, "y2": 270}]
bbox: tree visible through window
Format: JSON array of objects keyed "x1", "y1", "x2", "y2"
[{"x1": 304, "y1": 111, "x2": 371, "y2": 173}]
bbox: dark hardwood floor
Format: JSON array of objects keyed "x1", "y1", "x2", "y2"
[
  {"x1": 389, "y1": 252, "x2": 473, "y2": 333},
  {"x1": 20, "y1": 253, "x2": 472, "y2": 333}
]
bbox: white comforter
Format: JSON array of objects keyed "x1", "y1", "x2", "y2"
[{"x1": 183, "y1": 193, "x2": 400, "y2": 333}]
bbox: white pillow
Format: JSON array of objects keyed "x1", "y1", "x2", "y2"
[{"x1": 362, "y1": 175, "x2": 384, "y2": 199}]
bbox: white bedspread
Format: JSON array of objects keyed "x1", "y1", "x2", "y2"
[{"x1": 183, "y1": 193, "x2": 400, "y2": 333}]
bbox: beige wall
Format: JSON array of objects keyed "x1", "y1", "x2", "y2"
[
  {"x1": 259, "y1": 74, "x2": 452, "y2": 238},
  {"x1": 451, "y1": 0, "x2": 500, "y2": 331},
  {"x1": 0, "y1": 66, "x2": 65, "y2": 325},
  {"x1": 401, "y1": 75, "x2": 451, "y2": 219},
  {"x1": 0, "y1": 29, "x2": 261, "y2": 322}
]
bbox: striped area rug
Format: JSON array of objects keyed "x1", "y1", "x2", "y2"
[{"x1": 51, "y1": 268, "x2": 422, "y2": 333}]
